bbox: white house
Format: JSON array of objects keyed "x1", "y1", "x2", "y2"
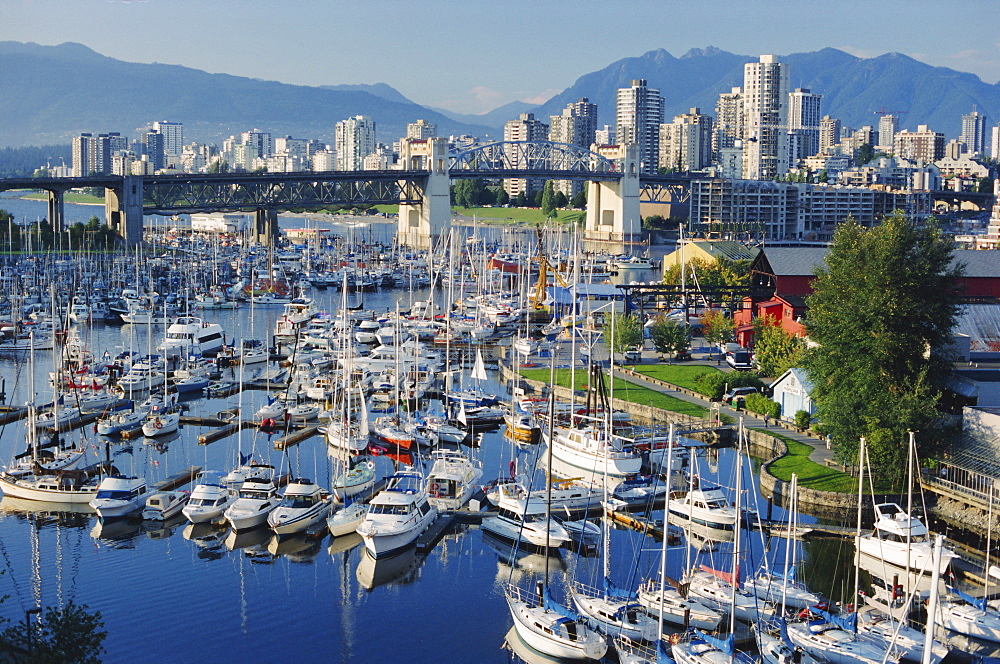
[{"x1": 770, "y1": 368, "x2": 815, "y2": 421}]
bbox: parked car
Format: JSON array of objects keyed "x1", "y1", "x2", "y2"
[
  {"x1": 723, "y1": 386, "x2": 759, "y2": 403},
  {"x1": 725, "y1": 347, "x2": 754, "y2": 371}
]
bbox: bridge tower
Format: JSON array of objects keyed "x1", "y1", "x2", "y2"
[
  {"x1": 105, "y1": 175, "x2": 144, "y2": 246},
  {"x1": 584, "y1": 143, "x2": 642, "y2": 252},
  {"x1": 46, "y1": 190, "x2": 66, "y2": 233},
  {"x1": 397, "y1": 137, "x2": 450, "y2": 250},
  {"x1": 254, "y1": 209, "x2": 280, "y2": 245}
]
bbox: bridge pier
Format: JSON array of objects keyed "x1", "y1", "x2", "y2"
[
  {"x1": 46, "y1": 190, "x2": 65, "y2": 233},
  {"x1": 254, "y1": 209, "x2": 279, "y2": 245},
  {"x1": 105, "y1": 175, "x2": 144, "y2": 246},
  {"x1": 397, "y1": 137, "x2": 450, "y2": 250},
  {"x1": 584, "y1": 143, "x2": 642, "y2": 253}
]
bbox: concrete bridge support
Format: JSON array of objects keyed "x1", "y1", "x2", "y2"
[
  {"x1": 584, "y1": 143, "x2": 642, "y2": 252},
  {"x1": 397, "y1": 137, "x2": 450, "y2": 250},
  {"x1": 254, "y1": 209, "x2": 279, "y2": 245},
  {"x1": 46, "y1": 190, "x2": 65, "y2": 233},
  {"x1": 105, "y1": 175, "x2": 144, "y2": 246}
]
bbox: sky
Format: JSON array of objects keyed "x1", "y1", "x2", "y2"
[{"x1": 2, "y1": 0, "x2": 999, "y2": 115}]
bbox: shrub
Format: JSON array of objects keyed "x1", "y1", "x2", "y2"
[
  {"x1": 746, "y1": 393, "x2": 781, "y2": 418},
  {"x1": 795, "y1": 410, "x2": 812, "y2": 430},
  {"x1": 694, "y1": 371, "x2": 766, "y2": 400}
]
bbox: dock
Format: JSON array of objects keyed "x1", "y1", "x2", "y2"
[
  {"x1": 273, "y1": 425, "x2": 320, "y2": 450},
  {"x1": 153, "y1": 466, "x2": 203, "y2": 491},
  {"x1": 416, "y1": 513, "x2": 456, "y2": 553}
]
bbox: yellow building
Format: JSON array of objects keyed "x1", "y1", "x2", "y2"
[{"x1": 661, "y1": 240, "x2": 758, "y2": 269}]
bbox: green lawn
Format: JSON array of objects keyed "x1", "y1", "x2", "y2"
[
  {"x1": 755, "y1": 429, "x2": 862, "y2": 492},
  {"x1": 21, "y1": 191, "x2": 104, "y2": 205},
  {"x1": 630, "y1": 365, "x2": 720, "y2": 391},
  {"x1": 520, "y1": 368, "x2": 710, "y2": 418},
  {"x1": 449, "y1": 206, "x2": 585, "y2": 226}
]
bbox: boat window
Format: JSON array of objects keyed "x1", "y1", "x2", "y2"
[
  {"x1": 96, "y1": 490, "x2": 132, "y2": 500},
  {"x1": 280, "y1": 495, "x2": 316, "y2": 509}
]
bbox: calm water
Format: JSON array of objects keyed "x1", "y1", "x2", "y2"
[{"x1": 0, "y1": 196, "x2": 840, "y2": 664}]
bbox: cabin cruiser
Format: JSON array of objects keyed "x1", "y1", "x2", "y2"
[
  {"x1": 157, "y1": 316, "x2": 226, "y2": 357},
  {"x1": 855, "y1": 502, "x2": 956, "y2": 575},
  {"x1": 267, "y1": 478, "x2": 332, "y2": 536},
  {"x1": 668, "y1": 486, "x2": 739, "y2": 530},
  {"x1": 89, "y1": 475, "x2": 148, "y2": 520},
  {"x1": 142, "y1": 490, "x2": 190, "y2": 521},
  {"x1": 182, "y1": 471, "x2": 236, "y2": 524},
  {"x1": 224, "y1": 476, "x2": 280, "y2": 532},
  {"x1": 481, "y1": 496, "x2": 572, "y2": 550},
  {"x1": 356, "y1": 471, "x2": 437, "y2": 558},
  {"x1": 425, "y1": 449, "x2": 483, "y2": 510}
]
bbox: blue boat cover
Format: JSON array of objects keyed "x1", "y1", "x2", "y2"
[{"x1": 695, "y1": 629, "x2": 735, "y2": 655}]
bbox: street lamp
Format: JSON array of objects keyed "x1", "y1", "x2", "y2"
[{"x1": 24, "y1": 607, "x2": 41, "y2": 652}]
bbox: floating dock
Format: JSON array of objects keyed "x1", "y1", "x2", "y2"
[{"x1": 153, "y1": 466, "x2": 203, "y2": 492}]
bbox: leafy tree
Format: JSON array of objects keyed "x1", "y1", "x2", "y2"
[
  {"x1": 513, "y1": 192, "x2": 528, "y2": 208},
  {"x1": 745, "y1": 393, "x2": 780, "y2": 418},
  {"x1": 553, "y1": 191, "x2": 568, "y2": 209},
  {"x1": 533, "y1": 188, "x2": 544, "y2": 207},
  {"x1": 802, "y1": 214, "x2": 963, "y2": 481},
  {"x1": 604, "y1": 312, "x2": 643, "y2": 360},
  {"x1": 816, "y1": 170, "x2": 829, "y2": 183},
  {"x1": 207, "y1": 159, "x2": 229, "y2": 173},
  {"x1": 662, "y1": 257, "x2": 752, "y2": 308},
  {"x1": 495, "y1": 188, "x2": 510, "y2": 206},
  {"x1": 648, "y1": 316, "x2": 692, "y2": 359},
  {"x1": 694, "y1": 371, "x2": 765, "y2": 400},
  {"x1": 751, "y1": 316, "x2": 805, "y2": 377},
  {"x1": 856, "y1": 143, "x2": 875, "y2": 165},
  {"x1": 571, "y1": 190, "x2": 586, "y2": 209},
  {"x1": 700, "y1": 310, "x2": 735, "y2": 359},
  {"x1": 977, "y1": 177, "x2": 994, "y2": 194},
  {"x1": 1, "y1": 601, "x2": 107, "y2": 664}
]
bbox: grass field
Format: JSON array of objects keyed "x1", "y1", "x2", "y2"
[
  {"x1": 753, "y1": 428, "x2": 871, "y2": 493},
  {"x1": 21, "y1": 191, "x2": 105, "y2": 205},
  {"x1": 630, "y1": 365, "x2": 720, "y2": 391},
  {"x1": 520, "y1": 367, "x2": 710, "y2": 418}
]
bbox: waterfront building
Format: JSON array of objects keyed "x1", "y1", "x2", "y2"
[
  {"x1": 658, "y1": 108, "x2": 713, "y2": 172},
  {"x1": 615, "y1": 79, "x2": 663, "y2": 174},
  {"x1": 788, "y1": 88, "x2": 822, "y2": 162},
  {"x1": 960, "y1": 109, "x2": 988, "y2": 156},
  {"x1": 503, "y1": 112, "x2": 548, "y2": 199},
  {"x1": 742, "y1": 55, "x2": 789, "y2": 180},
  {"x1": 407, "y1": 119, "x2": 437, "y2": 140},
  {"x1": 894, "y1": 125, "x2": 946, "y2": 162},
  {"x1": 335, "y1": 115, "x2": 376, "y2": 171}
]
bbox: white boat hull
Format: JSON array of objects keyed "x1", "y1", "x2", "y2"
[
  {"x1": 268, "y1": 500, "x2": 331, "y2": 536},
  {"x1": 0, "y1": 474, "x2": 98, "y2": 505},
  {"x1": 358, "y1": 509, "x2": 436, "y2": 558}
]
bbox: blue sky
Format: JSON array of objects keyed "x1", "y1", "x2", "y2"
[{"x1": 2, "y1": 0, "x2": 998, "y2": 114}]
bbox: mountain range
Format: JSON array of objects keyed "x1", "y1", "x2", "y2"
[{"x1": 1, "y1": 41, "x2": 998, "y2": 150}]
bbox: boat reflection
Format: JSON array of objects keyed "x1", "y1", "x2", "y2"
[
  {"x1": 327, "y1": 531, "x2": 363, "y2": 557},
  {"x1": 502, "y1": 625, "x2": 579, "y2": 664},
  {"x1": 676, "y1": 519, "x2": 735, "y2": 552},
  {"x1": 224, "y1": 526, "x2": 271, "y2": 552},
  {"x1": 267, "y1": 533, "x2": 323, "y2": 562},
  {"x1": 356, "y1": 545, "x2": 421, "y2": 590},
  {"x1": 183, "y1": 522, "x2": 227, "y2": 560},
  {"x1": 856, "y1": 549, "x2": 939, "y2": 599},
  {"x1": 142, "y1": 512, "x2": 187, "y2": 540},
  {"x1": 0, "y1": 496, "x2": 94, "y2": 529},
  {"x1": 90, "y1": 516, "x2": 142, "y2": 544},
  {"x1": 482, "y1": 530, "x2": 565, "y2": 585}
]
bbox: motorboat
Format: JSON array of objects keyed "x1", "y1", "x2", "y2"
[
  {"x1": 142, "y1": 490, "x2": 190, "y2": 521},
  {"x1": 224, "y1": 476, "x2": 279, "y2": 532},
  {"x1": 157, "y1": 316, "x2": 226, "y2": 357},
  {"x1": 505, "y1": 582, "x2": 608, "y2": 661},
  {"x1": 96, "y1": 409, "x2": 146, "y2": 436},
  {"x1": 855, "y1": 502, "x2": 957, "y2": 575},
  {"x1": 356, "y1": 471, "x2": 437, "y2": 558},
  {"x1": 267, "y1": 478, "x2": 332, "y2": 536},
  {"x1": 89, "y1": 475, "x2": 148, "y2": 520},
  {"x1": 481, "y1": 496, "x2": 572, "y2": 550},
  {"x1": 254, "y1": 397, "x2": 286, "y2": 424},
  {"x1": 425, "y1": 449, "x2": 483, "y2": 510},
  {"x1": 141, "y1": 408, "x2": 180, "y2": 437},
  {"x1": 668, "y1": 486, "x2": 739, "y2": 530},
  {"x1": 182, "y1": 471, "x2": 236, "y2": 524}
]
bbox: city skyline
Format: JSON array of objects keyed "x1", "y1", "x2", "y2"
[{"x1": 1, "y1": 0, "x2": 998, "y2": 115}]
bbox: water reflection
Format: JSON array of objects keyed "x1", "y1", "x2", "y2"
[
  {"x1": 502, "y1": 626, "x2": 578, "y2": 664},
  {"x1": 141, "y1": 512, "x2": 187, "y2": 540},
  {"x1": 224, "y1": 526, "x2": 271, "y2": 552},
  {"x1": 327, "y1": 532, "x2": 363, "y2": 557},
  {"x1": 90, "y1": 516, "x2": 142, "y2": 544},
  {"x1": 267, "y1": 533, "x2": 323, "y2": 562},
  {"x1": 356, "y1": 546, "x2": 421, "y2": 590}
]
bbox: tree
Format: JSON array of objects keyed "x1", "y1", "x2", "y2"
[
  {"x1": 648, "y1": 316, "x2": 692, "y2": 359},
  {"x1": 571, "y1": 190, "x2": 586, "y2": 209},
  {"x1": 802, "y1": 214, "x2": 963, "y2": 482},
  {"x1": 0, "y1": 600, "x2": 107, "y2": 663},
  {"x1": 513, "y1": 192, "x2": 528, "y2": 208},
  {"x1": 856, "y1": 143, "x2": 875, "y2": 166},
  {"x1": 752, "y1": 316, "x2": 805, "y2": 377},
  {"x1": 604, "y1": 312, "x2": 643, "y2": 360},
  {"x1": 553, "y1": 191, "x2": 568, "y2": 209},
  {"x1": 700, "y1": 310, "x2": 735, "y2": 359},
  {"x1": 533, "y1": 188, "x2": 544, "y2": 207},
  {"x1": 495, "y1": 188, "x2": 510, "y2": 206}
]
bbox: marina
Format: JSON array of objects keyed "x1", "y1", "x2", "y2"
[{"x1": 0, "y1": 200, "x2": 996, "y2": 663}]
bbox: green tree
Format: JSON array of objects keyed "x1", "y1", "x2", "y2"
[
  {"x1": 553, "y1": 191, "x2": 568, "y2": 209},
  {"x1": 207, "y1": 159, "x2": 229, "y2": 173},
  {"x1": 571, "y1": 190, "x2": 586, "y2": 209},
  {"x1": 752, "y1": 316, "x2": 805, "y2": 377},
  {"x1": 700, "y1": 309, "x2": 735, "y2": 359},
  {"x1": 977, "y1": 177, "x2": 994, "y2": 194},
  {"x1": 662, "y1": 257, "x2": 752, "y2": 307},
  {"x1": 856, "y1": 143, "x2": 875, "y2": 165},
  {"x1": 495, "y1": 188, "x2": 510, "y2": 206},
  {"x1": 533, "y1": 188, "x2": 544, "y2": 207},
  {"x1": 802, "y1": 214, "x2": 963, "y2": 480},
  {"x1": 648, "y1": 316, "x2": 692, "y2": 359},
  {"x1": 513, "y1": 192, "x2": 528, "y2": 208},
  {"x1": 604, "y1": 312, "x2": 643, "y2": 360}
]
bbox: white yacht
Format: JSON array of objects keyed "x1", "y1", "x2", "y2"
[
  {"x1": 89, "y1": 475, "x2": 148, "y2": 520},
  {"x1": 786, "y1": 611, "x2": 899, "y2": 664},
  {"x1": 425, "y1": 449, "x2": 483, "y2": 510},
  {"x1": 224, "y1": 476, "x2": 279, "y2": 532},
  {"x1": 267, "y1": 478, "x2": 332, "y2": 536},
  {"x1": 570, "y1": 581, "x2": 659, "y2": 642},
  {"x1": 327, "y1": 500, "x2": 368, "y2": 537},
  {"x1": 157, "y1": 316, "x2": 226, "y2": 357},
  {"x1": 356, "y1": 471, "x2": 437, "y2": 558},
  {"x1": 142, "y1": 490, "x2": 190, "y2": 521},
  {"x1": 541, "y1": 425, "x2": 642, "y2": 477},
  {"x1": 637, "y1": 577, "x2": 724, "y2": 630},
  {"x1": 855, "y1": 502, "x2": 956, "y2": 575},
  {"x1": 668, "y1": 486, "x2": 739, "y2": 530},
  {"x1": 182, "y1": 471, "x2": 236, "y2": 524},
  {"x1": 505, "y1": 582, "x2": 608, "y2": 661},
  {"x1": 481, "y1": 496, "x2": 572, "y2": 550}
]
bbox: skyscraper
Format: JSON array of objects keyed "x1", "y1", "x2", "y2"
[
  {"x1": 819, "y1": 116, "x2": 841, "y2": 154},
  {"x1": 549, "y1": 99, "x2": 598, "y2": 197},
  {"x1": 960, "y1": 109, "x2": 988, "y2": 155},
  {"x1": 140, "y1": 129, "x2": 165, "y2": 171},
  {"x1": 71, "y1": 133, "x2": 92, "y2": 177},
  {"x1": 153, "y1": 121, "x2": 184, "y2": 157},
  {"x1": 877, "y1": 115, "x2": 898, "y2": 152},
  {"x1": 503, "y1": 113, "x2": 549, "y2": 198},
  {"x1": 659, "y1": 108, "x2": 713, "y2": 172},
  {"x1": 406, "y1": 119, "x2": 437, "y2": 140},
  {"x1": 742, "y1": 55, "x2": 789, "y2": 180},
  {"x1": 714, "y1": 87, "x2": 743, "y2": 158},
  {"x1": 787, "y1": 88, "x2": 822, "y2": 161},
  {"x1": 335, "y1": 116, "x2": 377, "y2": 171},
  {"x1": 615, "y1": 79, "x2": 663, "y2": 174}
]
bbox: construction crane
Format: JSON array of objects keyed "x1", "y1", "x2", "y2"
[
  {"x1": 872, "y1": 107, "x2": 907, "y2": 116},
  {"x1": 529, "y1": 225, "x2": 570, "y2": 310}
]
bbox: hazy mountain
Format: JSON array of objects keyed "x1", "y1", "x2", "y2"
[
  {"x1": 0, "y1": 41, "x2": 494, "y2": 148},
  {"x1": 431, "y1": 100, "x2": 535, "y2": 132},
  {"x1": 525, "y1": 46, "x2": 1000, "y2": 138}
]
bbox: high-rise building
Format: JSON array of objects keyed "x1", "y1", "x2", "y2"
[
  {"x1": 503, "y1": 113, "x2": 548, "y2": 198},
  {"x1": 787, "y1": 88, "x2": 822, "y2": 161},
  {"x1": 406, "y1": 119, "x2": 437, "y2": 140},
  {"x1": 71, "y1": 133, "x2": 92, "y2": 177},
  {"x1": 714, "y1": 87, "x2": 743, "y2": 158},
  {"x1": 819, "y1": 116, "x2": 841, "y2": 153},
  {"x1": 615, "y1": 79, "x2": 663, "y2": 174},
  {"x1": 153, "y1": 121, "x2": 184, "y2": 157},
  {"x1": 549, "y1": 99, "x2": 598, "y2": 197},
  {"x1": 140, "y1": 129, "x2": 165, "y2": 171},
  {"x1": 240, "y1": 129, "x2": 273, "y2": 160},
  {"x1": 594, "y1": 125, "x2": 615, "y2": 146},
  {"x1": 334, "y1": 116, "x2": 376, "y2": 171},
  {"x1": 659, "y1": 108, "x2": 713, "y2": 172},
  {"x1": 742, "y1": 55, "x2": 790, "y2": 180},
  {"x1": 960, "y1": 109, "x2": 988, "y2": 155},
  {"x1": 894, "y1": 125, "x2": 945, "y2": 162},
  {"x1": 877, "y1": 115, "x2": 898, "y2": 152},
  {"x1": 851, "y1": 126, "x2": 878, "y2": 156},
  {"x1": 991, "y1": 125, "x2": 1000, "y2": 159}
]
